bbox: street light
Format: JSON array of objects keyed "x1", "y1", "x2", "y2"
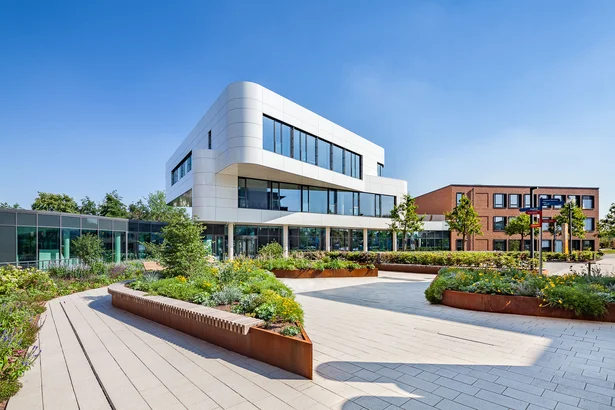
[{"x1": 530, "y1": 187, "x2": 538, "y2": 259}]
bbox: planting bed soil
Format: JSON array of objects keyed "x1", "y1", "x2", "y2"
[
  {"x1": 441, "y1": 290, "x2": 615, "y2": 322},
  {"x1": 271, "y1": 267, "x2": 378, "y2": 279},
  {"x1": 108, "y1": 283, "x2": 313, "y2": 378}
]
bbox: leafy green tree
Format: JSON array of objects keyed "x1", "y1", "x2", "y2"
[
  {"x1": 389, "y1": 194, "x2": 425, "y2": 251},
  {"x1": 160, "y1": 213, "x2": 207, "y2": 277},
  {"x1": 445, "y1": 195, "x2": 482, "y2": 251},
  {"x1": 599, "y1": 203, "x2": 615, "y2": 241},
  {"x1": 72, "y1": 233, "x2": 104, "y2": 266},
  {"x1": 99, "y1": 190, "x2": 128, "y2": 218},
  {"x1": 146, "y1": 191, "x2": 187, "y2": 222},
  {"x1": 79, "y1": 196, "x2": 99, "y2": 215},
  {"x1": 0, "y1": 202, "x2": 21, "y2": 209},
  {"x1": 31, "y1": 192, "x2": 78, "y2": 213},
  {"x1": 505, "y1": 214, "x2": 537, "y2": 251},
  {"x1": 128, "y1": 199, "x2": 150, "y2": 220},
  {"x1": 555, "y1": 202, "x2": 586, "y2": 239}
]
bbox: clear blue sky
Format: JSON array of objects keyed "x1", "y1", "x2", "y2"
[{"x1": 1, "y1": 0, "x2": 614, "y2": 216}]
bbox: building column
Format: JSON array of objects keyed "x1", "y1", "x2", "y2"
[
  {"x1": 283, "y1": 225, "x2": 289, "y2": 258},
  {"x1": 363, "y1": 228, "x2": 368, "y2": 252},
  {"x1": 392, "y1": 231, "x2": 398, "y2": 252},
  {"x1": 114, "y1": 232, "x2": 121, "y2": 263},
  {"x1": 325, "y1": 227, "x2": 331, "y2": 252},
  {"x1": 228, "y1": 223, "x2": 234, "y2": 260}
]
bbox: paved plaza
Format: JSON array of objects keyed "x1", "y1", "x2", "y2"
[{"x1": 8, "y1": 272, "x2": 615, "y2": 410}]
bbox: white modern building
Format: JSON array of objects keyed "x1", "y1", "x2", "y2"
[{"x1": 166, "y1": 81, "x2": 413, "y2": 259}]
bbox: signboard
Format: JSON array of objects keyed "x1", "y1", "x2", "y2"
[
  {"x1": 525, "y1": 210, "x2": 542, "y2": 215},
  {"x1": 540, "y1": 198, "x2": 564, "y2": 207},
  {"x1": 519, "y1": 207, "x2": 541, "y2": 212},
  {"x1": 542, "y1": 218, "x2": 556, "y2": 223},
  {"x1": 530, "y1": 223, "x2": 541, "y2": 228}
]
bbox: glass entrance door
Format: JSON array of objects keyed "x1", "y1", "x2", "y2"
[
  {"x1": 235, "y1": 237, "x2": 258, "y2": 258},
  {"x1": 213, "y1": 235, "x2": 226, "y2": 260}
]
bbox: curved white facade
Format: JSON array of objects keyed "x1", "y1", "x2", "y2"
[{"x1": 166, "y1": 82, "x2": 408, "y2": 256}]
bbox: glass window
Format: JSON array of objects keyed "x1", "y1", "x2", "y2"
[
  {"x1": 377, "y1": 163, "x2": 384, "y2": 177},
  {"x1": 351, "y1": 229, "x2": 364, "y2": 251},
  {"x1": 524, "y1": 194, "x2": 531, "y2": 207},
  {"x1": 493, "y1": 240, "x2": 507, "y2": 251},
  {"x1": 332, "y1": 145, "x2": 343, "y2": 173},
  {"x1": 17, "y1": 213, "x2": 36, "y2": 226},
  {"x1": 245, "y1": 179, "x2": 269, "y2": 209},
  {"x1": 186, "y1": 156, "x2": 192, "y2": 172},
  {"x1": 238, "y1": 177, "x2": 247, "y2": 208},
  {"x1": 381, "y1": 196, "x2": 395, "y2": 218},
  {"x1": 279, "y1": 183, "x2": 301, "y2": 212},
  {"x1": 0, "y1": 211, "x2": 15, "y2": 226},
  {"x1": 508, "y1": 239, "x2": 521, "y2": 252},
  {"x1": 308, "y1": 187, "x2": 327, "y2": 214},
  {"x1": 61, "y1": 228, "x2": 80, "y2": 259},
  {"x1": 456, "y1": 193, "x2": 463, "y2": 205},
  {"x1": 317, "y1": 139, "x2": 331, "y2": 169},
  {"x1": 344, "y1": 150, "x2": 352, "y2": 176},
  {"x1": 352, "y1": 153, "x2": 361, "y2": 178},
  {"x1": 292, "y1": 130, "x2": 301, "y2": 159},
  {"x1": 38, "y1": 227, "x2": 60, "y2": 263},
  {"x1": 359, "y1": 193, "x2": 375, "y2": 217},
  {"x1": 330, "y1": 229, "x2": 350, "y2": 251},
  {"x1": 337, "y1": 191, "x2": 355, "y2": 216},
  {"x1": 582, "y1": 195, "x2": 594, "y2": 209},
  {"x1": 554, "y1": 240, "x2": 563, "y2": 253},
  {"x1": 375, "y1": 195, "x2": 381, "y2": 217},
  {"x1": 268, "y1": 182, "x2": 280, "y2": 210},
  {"x1": 17, "y1": 226, "x2": 37, "y2": 262},
  {"x1": 542, "y1": 222, "x2": 549, "y2": 231},
  {"x1": 584, "y1": 218, "x2": 595, "y2": 232},
  {"x1": 568, "y1": 195, "x2": 580, "y2": 206},
  {"x1": 493, "y1": 194, "x2": 506, "y2": 208},
  {"x1": 367, "y1": 230, "x2": 392, "y2": 251},
  {"x1": 582, "y1": 240, "x2": 595, "y2": 251},
  {"x1": 39, "y1": 214, "x2": 60, "y2": 227},
  {"x1": 289, "y1": 227, "x2": 325, "y2": 251},
  {"x1": 99, "y1": 219, "x2": 113, "y2": 230},
  {"x1": 208, "y1": 130, "x2": 212, "y2": 149},
  {"x1": 0, "y1": 226, "x2": 16, "y2": 263},
  {"x1": 281, "y1": 124, "x2": 291, "y2": 157},
  {"x1": 328, "y1": 190, "x2": 336, "y2": 214},
  {"x1": 180, "y1": 162, "x2": 185, "y2": 178},
  {"x1": 306, "y1": 135, "x2": 316, "y2": 165},
  {"x1": 509, "y1": 194, "x2": 520, "y2": 208},
  {"x1": 62, "y1": 216, "x2": 80, "y2": 228},
  {"x1": 274, "y1": 121, "x2": 282, "y2": 154},
  {"x1": 541, "y1": 240, "x2": 552, "y2": 252},
  {"x1": 493, "y1": 216, "x2": 506, "y2": 231}
]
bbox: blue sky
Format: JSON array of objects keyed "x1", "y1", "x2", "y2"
[{"x1": 1, "y1": 0, "x2": 614, "y2": 216}]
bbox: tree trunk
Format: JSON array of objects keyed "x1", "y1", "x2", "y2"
[
  {"x1": 520, "y1": 234, "x2": 524, "y2": 252},
  {"x1": 402, "y1": 228, "x2": 407, "y2": 251},
  {"x1": 462, "y1": 234, "x2": 466, "y2": 251}
]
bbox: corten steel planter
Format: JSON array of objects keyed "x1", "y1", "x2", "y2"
[
  {"x1": 441, "y1": 290, "x2": 615, "y2": 322},
  {"x1": 376, "y1": 264, "x2": 442, "y2": 274},
  {"x1": 108, "y1": 283, "x2": 313, "y2": 379},
  {"x1": 271, "y1": 268, "x2": 378, "y2": 279}
]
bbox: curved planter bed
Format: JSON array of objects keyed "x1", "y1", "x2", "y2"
[
  {"x1": 271, "y1": 267, "x2": 378, "y2": 279},
  {"x1": 108, "y1": 283, "x2": 313, "y2": 379},
  {"x1": 441, "y1": 290, "x2": 615, "y2": 322},
  {"x1": 376, "y1": 263, "x2": 442, "y2": 274}
]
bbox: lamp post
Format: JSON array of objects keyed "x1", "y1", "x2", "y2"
[
  {"x1": 530, "y1": 187, "x2": 538, "y2": 258},
  {"x1": 569, "y1": 199, "x2": 573, "y2": 255}
]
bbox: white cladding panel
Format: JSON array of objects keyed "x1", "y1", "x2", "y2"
[{"x1": 166, "y1": 82, "x2": 408, "y2": 229}]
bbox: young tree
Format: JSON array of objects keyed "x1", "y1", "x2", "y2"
[
  {"x1": 160, "y1": 213, "x2": 207, "y2": 277},
  {"x1": 599, "y1": 203, "x2": 615, "y2": 242},
  {"x1": 31, "y1": 192, "x2": 79, "y2": 213},
  {"x1": 505, "y1": 214, "x2": 537, "y2": 251},
  {"x1": 146, "y1": 191, "x2": 187, "y2": 222},
  {"x1": 72, "y1": 233, "x2": 104, "y2": 266},
  {"x1": 555, "y1": 202, "x2": 586, "y2": 239},
  {"x1": 99, "y1": 190, "x2": 128, "y2": 218},
  {"x1": 0, "y1": 202, "x2": 21, "y2": 209},
  {"x1": 79, "y1": 196, "x2": 99, "y2": 215},
  {"x1": 445, "y1": 195, "x2": 482, "y2": 251},
  {"x1": 388, "y1": 194, "x2": 425, "y2": 251},
  {"x1": 128, "y1": 199, "x2": 150, "y2": 220}
]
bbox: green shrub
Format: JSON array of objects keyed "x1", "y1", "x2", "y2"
[
  {"x1": 147, "y1": 277, "x2": 202, "y2": 301},
  {"x1": 542, "y1": 284, "x2": 609, "y2": 317},
  {"x1": 159, "y1": 213, "x2": 207, "y2": 278},
  {"x1": 0, "y1": 379, "x2": 20, "y2": 402},
  {"x1": 254, "y1": 303, "x2": 276, "y2": 321},
  {"x1": 211, "y1": 286, "x2": 243, "y2": 306},
  {"x1": 233, "y1": 293, "x2": 263, "y2": 314},
  {"x1": 257, "y1": 242, "x2": 284, "y2": 259},
  {"x1": 72, "y1": 233, "x2": 104, "y2": 266},
  {"x1": 280, "y1": 325, "x2": 301, "y2": 337}
]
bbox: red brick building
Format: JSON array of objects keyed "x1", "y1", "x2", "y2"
[{"x1": 415, "y1": 185, "x2": 599, "y2": 252}]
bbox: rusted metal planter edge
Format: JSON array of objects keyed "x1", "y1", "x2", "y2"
[
  {"x1": 108, "y1": 284, "x2": 313, "y2": 379},
  {"x1": 441, "y1": 290, "x2": 615, "y2": 322},
  {"x1": 271, "y1": 268, "x2": 378, "y2": 279}
]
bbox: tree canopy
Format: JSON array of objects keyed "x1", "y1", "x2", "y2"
[
  {"x1": 599, "y1": 203, "x2": 615, "y2": 240},
  {"x1": 555, "y1": 202, "x2": 586, "y2": 239},
  {"x1": 79, "y1": 196, "x2": 99, "y2": 215},
  {"x1": 160, "y1": 213, "x2": 207, "y2": 277},
  {"x1": 99, "y1": 190, "x2": 128, "y2": 218},
  {"x1": 0, "y1": 202, "x2": 20, "y2": 209},
  {"x1": 445, "y1": 195, "x2": 482, "y2": 251},
  {"x1": 31, "y1": 192, "x2": 79, "y2": 213},
  {"x1": 389, "y1": 194, "x2": 424, "y2": 251}
]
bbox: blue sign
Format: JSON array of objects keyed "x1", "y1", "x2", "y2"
[
  {"x1": 519, "y1": 207, "x2": 541, "y2": 212},
  {"x1": 540, "y1": 198, "x2": 564, "y2": 207}
]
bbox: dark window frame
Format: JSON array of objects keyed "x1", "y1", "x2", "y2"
[
  {"x1": 582, "y1": 195, "x2": 595, "y2": 210},
  {"x1": 171, "y1": 151, "x2": 192, "y2": 186},
  {"x1": 508, "y1": 194, "x2": 520, "y2": 209},
  {"x1": 493, "y1": 216, "x2": 506, "y2": 232},
  {"x1": 456, "y1": 192, "x2": 463, "y2": 206},
  {"x1": 493, "y1": 193, "x2": 506, "y2": 209}
]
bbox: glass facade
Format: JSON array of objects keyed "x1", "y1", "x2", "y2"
[
  {"x1": 0, "y1": 209, "x2": 164, "y2": 267},
  {"x1": 238, "y1": 177, "x2": 395, "y2": 218},
  {"x1": 367, "y1": 230, "x2": 393, "y2": 251},
  {"x1": 397, "y1": 230, "x2": 451, "y2": 251},
  {"x1": 171, "y1": 152, "x2": 192, "y2": 186},
  {"x1": 289, "y1": 227, "x2": 326, "y2": 251},
  {"x1": 263, "y1": 115, "x2": 362, "y2": 179}
]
